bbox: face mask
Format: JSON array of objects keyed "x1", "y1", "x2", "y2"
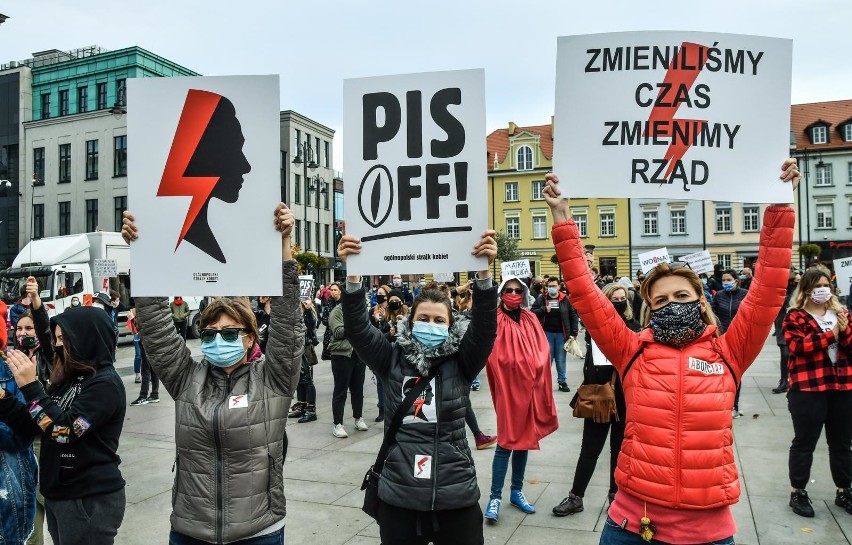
[
  {"x1": 612, "y1": 300, "x2": 628, "y2": 315},
  {"x1": 722, "y1": 281, "x2": 736, "y2": 292},
  {"x1": 392, "y1": 279, "x2": 402, "y2": 287},
  {"x1": 388, "y1": 301, "x2": 401, "y2": 311},
  {"x1": 638, "y1": 276, "x2": 645, "y2": 283},
  {"x1": 700, "y1": 278, "x2": 707, "y2": 285},
  {"x1": 738, "y1": 275, "x2": 747, "y2": 282},
  {"x1": 71, "y1": 300, "x2": 80, "y2": 307},
  {"x1": 649, "y1": 300, "x2": 706, "y2": 348},
  {"x1": 93, "y1": 302, "x2": 105, "y2": 310},
  {"x1": 175, "y1": 298, "x2": 184, "y2": 305},
  {"x1": 17, "y1": 335, "x2": 38, "y2": 349},
  {"x1": 501, "y1": 292, "x2": 523, "y2": 310},
  {"x1": 201, "y1": 335, "x2": 247, "y2": 368},
  {"x1": 810, "y1": 287, "x2": 832, "y2": 305},
  {"x1": 376, "y1": 295, "x2": 386, "y2": 304},
  {"x1": 419, "y1": 280, "x2": 426, "y2": 286},
  {"x1": 547, "y1": 287, "x2": 559, "y2": 297},
  {"x1": 411, "y1": 321, "x2": 449, "y2": 348}
]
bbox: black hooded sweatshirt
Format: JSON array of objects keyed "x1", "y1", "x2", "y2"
[{"x1": 0, "y1": 306, "x2": 126, "y2": 500}]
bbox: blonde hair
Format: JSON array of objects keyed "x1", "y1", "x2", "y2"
[
  {"x1": 639, "y1": 263, "x2": 719, "y2": 332},
  {"x1": 602, "y1": 283, "x2": 633, "y2": 321},
  {"x1": 789, "y1": 268, "x2": 844, "y2": 313}
]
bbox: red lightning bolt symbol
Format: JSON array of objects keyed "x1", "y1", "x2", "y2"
[
  {"x1": 645, "y1": 42, "x2": 709, "y2": 180},
  {"x1": 157, "y1": 90, "x2": 222, "y2": 251}
]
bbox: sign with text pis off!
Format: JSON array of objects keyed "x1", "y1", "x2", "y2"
[
  {"x1": 343, "y1": 69, "x2": 487, "y2": 275},
  {"x1": 554, "y1": 32, "x2": 792, "y2": 203}
]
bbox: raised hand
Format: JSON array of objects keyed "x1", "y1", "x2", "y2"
[
  {"x1": 26, "y1": 275, "x2": 41, "y2": 310},
  {"x1": 543, "y1": 173, "x2": 571, "y2": 223},
  {"x1": 121, "y1": 211, "x2": 138, "y2": 244},
  {"x1": 5, "y1": 349, "x2": 37, "y2": 387}
]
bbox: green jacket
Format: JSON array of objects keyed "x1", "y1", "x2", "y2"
[
  {"x1": 327, "y1": 303, "x2": 353, "y2": 357},
  {"x1": 169, "y1": 301, "x2": 190, "y2": 322}
]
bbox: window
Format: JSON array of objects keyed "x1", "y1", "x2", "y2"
[
  {"x1": 294, "y1": 129, "x2": 301, "y2": 156},
  {"x1": 848, "y1": 162, "x2": 852, "y2": 185},
  {"x1": 715, "y1": 207, "x2": 732, "y2": 232},
  {"x1": 845, "y1": 124, "x2": 852, "y2": 142},
  {"x1": 323, "y1": 184, "x2": 329, "y2": 209},
  {"x1": 600, "y1": 212, "x2": 615, "y2": 237},
  {"x1": 643, "y1": 211, "x2": 658, "y2": 235},
  {"x1": 97, "y1": 82, "x2": 108, "y2": 109},
  {"x1": 305, "y1": 220, "x2": 312, "y2": 249},
  {"x1": 85, "y1": 199, "x2": 98, "y2": 231},
  {"x1": 33, "y1": 147, "x2": 45, "y2": 183},
  {"x1": 812, "y1": 125, "x2": 827, "y2": 145},
  {"x1": 115, "y1": 79, "x2": 126, "y2": 105},
  {"x1": 324, "y1": 225, "x2": 330, "y2": 252},
  {"x1": 670, "y1": 209, "x2": 686, "y2": 234},
  {"x1": 294, "y1": 219, "x2": 301, "y2": 246},
  {"x1": 59, "y1": 201, "x2": 71, "y2": 235},
  {"x1": 113, "y1": 136, "x2": 127, "y2": 176},
  {"x1": 58, "y1": 144, "x2": 71, "y2": 183},
  {"x1": 41, "y1": 93, "x2": 50, "y2": 119},
  {"x1": 59, "y1": 90, "x2": 69, "y2": 116},
  {"x1": 505, "y1": 216, "x2": 520, "y2": 239},
  {"x1": 324, "y1": 141, "x2": 330, "y2": 167},
  {"x1": 743, "y1": 206, "x2": 760, "y2": 232},
  {"x1": 305, "y1": 177, "x2": 312, "y2": 206},
  {"x1": 516, "y1": 145, "x2": 533, "y2": 171},
  {"x1": 114, "y1": 196, "x2": 127, "y2": 232},
  {"x1": 815, "y1": 164, "x2": 833, "y2": 186},
  {"x1": 85, "y1": 140, "x2": 98, "y2": 180},
  {"x1": 531, "y1": 180, "x2": 544, "y2": 200},
  {"x1": 817, "y1": 203, "x2": 834, "y2": 229},
  {"x1": 532, "y1": 214, "x2": 547, "y2": 239},
  {"x1": 294, "y1": 174, "x2": 301, "y2": 204},
  {"x1": 573, "y1": 213, "x2": 588, "y2": 237},
  {"x1": 315, "y1": 137, "x2": 321, "y2": 165},
  {"x1": 848, "y1": 201, "x2": 852, "y2": 228},
  {"x1": 504, "y1": 182, "x2": 519, "y2": 202},
  {"x1": 33, "y1": 204, "x2": 44, "y2": 239},
  {"x1": 56, "y1": 271, "x2": 84, "y2": 298},
  {"x1": 78, "y1": 86, "x2": 88, "y2": 113},
  {"x1": 717, "y1": 254, "x2": 732, "y2": 269}
]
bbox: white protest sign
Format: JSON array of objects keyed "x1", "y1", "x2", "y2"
[
  {"x1": 554, "y1": 32, "x2": 793, "y2": 203},
  {"x1": 434, "y1": 272, "x2": 455, "y2": 283},
  {"x1": 590, "y1": 339, "x2": 613, "y2": 367},
  {"x1": 501, "y1": 259, "x2": 531, "y2": 280},
  {"x1": 638, "y1": 247, "x2": 671, "y2": 274},
  {"x1": 93, "y1": 259, "x2": 117, "y2": 278},
  {"x1": 343, "y1": 69, "x2": 487, "y2": 275},
  {"x1": 298, "y1": 275, "x2": 314, "y2": 301},
  {"x1": 834, "y1": 258, "x2": 852, "y2": 301},
  {"x1": 683, "y1": 249, "x2": 714, "y2": 275},
  {"x1": 127, "y1": 75, "x2": 282, "y2": 296}
]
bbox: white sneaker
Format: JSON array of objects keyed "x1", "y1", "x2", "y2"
[
  {"x1": 332, "y1": 424, "x2": 348, "y2": 438},
  {"x1": 354, "y1": 418, "x2": 369, "y2": 431}
]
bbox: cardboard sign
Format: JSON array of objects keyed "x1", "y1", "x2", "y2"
[
  {"x1": 127, "y1": 75, "x2": 283, "y2": 296},
  {"x1": 501, "y1": 259, "x2": 531, "y2": 280},
  {"x1": 834, "y1": 258, "x2": 852, "y2": 301},
  {"x1": 683, "y1": 249, "x2": 714, "y2": 275},
  {"x1": 434, "y1": 272, "x2": 455, "y2": 283},
  {"x1": 590, "y1": 339, "x2": 613, "y2": 366},
  {"x1": 298, "y1": 275, "x2": 315, "y2": 301},
  {"x1": 554, "y1": 32, "x2": 793, "y2": 203},
  {"x1": 343, "y1": 69, "x2": 487, "y2": 275},
  {"x1": 638, "y1": 247, "x2": 671, "y2": 274},
  {"x1": 93, "y1": 259, "x2": 117, "y2": 278}
]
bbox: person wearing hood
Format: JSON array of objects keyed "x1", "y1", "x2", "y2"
[
  {"x1": 0, "y1": 284, "x2": 126, "y2": 545},
  {"x1": 711, "y1": 269, "x2": 749, "y2": 418},
  {"x1": 337, "y1": 229, "x2": 498, "y2": 545},
  {"x1": 483, "y1": 276, "x2": 559, "y2": 522},
  {"x1": 531, "y1": 276, "x2": 579, "y2": 393},
  {"x1": 121, "y1": 204, "x2": 304, "y2": 545},
  {"x1": 169, "y1": 296, "x2": 190, "y2": 339}
]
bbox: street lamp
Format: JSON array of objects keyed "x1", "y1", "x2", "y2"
[{"x1": 292, "y1": 141, "x2": 318, "y2": 252}]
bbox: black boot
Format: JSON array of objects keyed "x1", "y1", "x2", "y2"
[
  {"x1": 374, "y1": 410, "x2": 385, "y2": 423},
  {"x1": 298, "y1": 405, "x2": 317, "y2": 423},
  {"x1": 772, "y1": 379, "x2": 789, "y2": 394},
  {"x1": 288, "y1": 401, "x2": 306, "y2": 419}
]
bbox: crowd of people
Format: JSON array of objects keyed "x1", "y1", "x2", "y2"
[{"x1": 1, "y1": 158, "x2": 851, "y2": 544}]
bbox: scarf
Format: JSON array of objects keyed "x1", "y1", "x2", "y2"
[{"x1": 395, "y1": 314, "x2": 469, "y2": 376}]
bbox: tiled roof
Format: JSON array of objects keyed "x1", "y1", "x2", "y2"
[
  {"x1": 486, "y1": 123, "x2": 554, "y2": 172},
  {"x1": 791, "y1": 99, "x2": 852, "y2": 151}
]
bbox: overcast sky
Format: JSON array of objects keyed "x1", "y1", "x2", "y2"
[{"x1": 2, "y1": 0, "x2": 850, "y2": 170}]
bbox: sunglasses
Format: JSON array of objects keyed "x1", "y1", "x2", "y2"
[
  {"x1": 502, "y1": 288, "x2": 525, "y2": 295},
  {"x1": 200, "y1": 327, "x2": 248, "y2": 343}
]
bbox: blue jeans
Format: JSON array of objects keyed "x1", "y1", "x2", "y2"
[
  {"x1": 169, "y1": 527, "x2": 284, "y2": 545},
  {"x1": 133, "y1": 335, "x2": 142, "y2": 374},
  {"x1": 490, "y1": 445, "x2": 528, "y2": 500},
  {"x1": 545, "y1": 330, "x2": 567, "y2": 384},
  {"x1": 472, "y1": 373, "x2": 481, "y2": 388},
  {"x1": 601, "y1": 517, "x2": 734, "y2": 545}
]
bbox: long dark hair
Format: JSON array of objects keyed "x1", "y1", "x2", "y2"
[{"x1": 50, "y1": 339, "x2": 96, "y2": 388}]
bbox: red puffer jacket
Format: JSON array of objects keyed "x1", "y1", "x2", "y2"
[{"x1": 553, "y1": 205, "x2": 794, "y2": 509}]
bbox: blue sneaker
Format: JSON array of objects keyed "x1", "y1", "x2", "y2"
[
  {"x1": 484, "y1": 498, "x2": 501, "y2": 521},
  {"x1": 510, "y1": 489, "x2": 536, "y2": 514}
]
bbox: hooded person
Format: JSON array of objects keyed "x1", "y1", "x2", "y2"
[{"x1": 0, "y1": 306, "x2": 127, "y2": 545}]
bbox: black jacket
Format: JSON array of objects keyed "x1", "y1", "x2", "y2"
[
  {"x1": 711, "y1": 287, "x2": 748, "y2": 333},
  {"x1": 342, "y1": 280, "x2": 497, "y2": 511},
  {"x1": 583, "y1": 313, "x2": 641, "y2": 421},
  {"x1": 0, "y1": 307, "x2": 125, "y2": 500},
  {"x1": 530, "y1": 293, "x2": 579, "y2": 337}
]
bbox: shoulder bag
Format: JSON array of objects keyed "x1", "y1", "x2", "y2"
[{"x1": 570, "y1": 347, "x2": 644, "y2": 424}]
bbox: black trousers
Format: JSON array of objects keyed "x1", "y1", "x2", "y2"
[
  {"x1": 330, "y1": 355, "x2": 365, "y2": 425},
  {"x1": 376, "y1": 500, "x2": 483, "y2": 545},
  {"x1": 779, "y1": 344, "x2": 790, "y2": 382},
  {"x1": 139, "y1": 344, "x2": 159, "y2": 397},
  {"x1": 788, "y1": 389, "x2": 852, "y2": 490},
  {"x1": 297, "y1": 354, "x2": 316, "y2": 405},
  {"x1": 465, "y1": 395, "x2": 481, "y2": 436},
  {"x1": 571, "y1": 417, "x2": 625, "y2": 496},
  {"x1": 173, "y1": 320, "x2": 187, "y2": 339},
  {"x1": 45, "y1": 488, "x2": 125, "y2": 545}
]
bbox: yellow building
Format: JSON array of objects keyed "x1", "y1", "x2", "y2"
[{"x1": 487, "y1": 120, "x2": 631, "y2": 279}]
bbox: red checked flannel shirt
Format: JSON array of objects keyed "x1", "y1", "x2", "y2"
[{"x1": 783, "y1": 308, "x2": 852, "y2": 392}]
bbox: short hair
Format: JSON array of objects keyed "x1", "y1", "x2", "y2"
[
  {"x1": 546, "y1": 277, "x2": 560, "y2": 285},
  {"x1": 200, "y1": 298, "x2": 258, "y2": 342},
  {"x1": 409, "y1": 289, "x2": 453, "y2": 328},
  {"x1": 591, "y1": 267, "x2": 599, "y2": 275}
]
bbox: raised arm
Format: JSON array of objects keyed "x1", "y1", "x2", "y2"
[
  {"x1": 456, "y1": 276, "x2": 498, "y2": 382},
  {"x1": 263, "y1": 260, "x2": 305, "y2": 395},
  {"x1": 343, "y1": 285, "x2": 393, "y2": 375}
]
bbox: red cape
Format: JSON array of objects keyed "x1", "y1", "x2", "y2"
[{"x1": 486, "y1": 308, "x2": 559, "y2": 450}]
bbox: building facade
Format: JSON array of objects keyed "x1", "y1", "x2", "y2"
[
  {"x1": 0, "y1": 66, "x2": 32, "y2": 267},
  {"x1": 630, "y1": 199, "x2": 705, "y2": 274}
]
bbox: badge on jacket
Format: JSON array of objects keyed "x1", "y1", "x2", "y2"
[
  {"x1": 228, "y1": 395, "x2": 249, "y2": 409},
  {"x1": 414, "y1": 455, "x2": 432, "y2": 479}
]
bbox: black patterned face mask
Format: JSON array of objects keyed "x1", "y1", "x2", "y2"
[{"x1": 649, "y1": 300, "x2": 706, "y2": 348}]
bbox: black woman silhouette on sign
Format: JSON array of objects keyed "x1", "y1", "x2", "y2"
[{"x1": 158, "y1": 89, "x2": 251, "y2": 263}]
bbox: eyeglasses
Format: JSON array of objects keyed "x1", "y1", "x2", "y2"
[
  {"x1": 502, "y1": 288, "x2": 525, "y2": 295},
  {"x1": 200, "y1": 327, "x2": 248, "y2": 343},
  {"x1": 667, "y1": 261, "x2": 692, "y2": 271}
]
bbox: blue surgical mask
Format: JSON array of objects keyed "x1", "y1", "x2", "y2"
[
  {"x1": 547, "y1": 287, "x2": 558, "y2": 296},
  {"x1": 739, "y1": 274, "x2": 747, "y2": 281},
  {"x1": 201, "y1": 335, "x2": 247, "y2": 367},
  {"x1": 411, "y1": 321, "x2": 449, "y2": 348},
  {"x1": 722, "y1": 281, "x2": 736, "y2": 292}
]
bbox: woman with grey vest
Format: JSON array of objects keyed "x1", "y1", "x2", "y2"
[
  {"x1": 121, "y1": 204, "x2": 304, "y2": 545},
  {"x1": 337, "y1": 230, "x2": 498, "y2": 545}
]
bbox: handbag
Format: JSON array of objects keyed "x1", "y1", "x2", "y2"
[
  {"x1": 303, "y1": 344, "x2": 319, "y2": 367},
  {"x1": 361, "y1": 373, "x2": 434, "y2": 520},
  {"x1": 320, "y1": 326, "x2": 332, "y2": 361},
  {"x1": 563, "y1": 336, "x2": 583, "y2": 359},
  {"x1": 571, "y1": 371, "x2": 618, "y2": 424}
]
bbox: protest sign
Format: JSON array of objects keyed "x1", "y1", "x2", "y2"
[
  {"x1": 554, "y1": 31, "x2": 793, "y2": 203},
  {"x1": 501, "y1": 259, "x2": 531, "y2": 280},
  {"x1": 834, "y1": 258, "x2": 852, "y2": 302},
  {"x1": 93, "y1": 259, "x2": 117, "y2": 278},
  {"x1": 343, "y1": 69, "x2": 487, "y2": 275},
  {"x1": 434, "y1": 272, "x2": 455, "y2": 283},
  {"x1": 638, "y1": 247, "x2": 671, "y2": 274},
  {"x1": 683, "y1": 249, "x2": 714, "y2": 274},
  {"x1": 127, "y1": 75, "x2": 282, "y2": 296},
  {"x1": 590, "y1": 339, "x2": 612, "y2": 367},
  {"x1": 298, "y1": 275, "x2": 315, "y2": 301}
]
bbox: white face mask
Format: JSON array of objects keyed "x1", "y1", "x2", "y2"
[{"x1": 810, "y1": 287, "x2": 832, "y2": 305}]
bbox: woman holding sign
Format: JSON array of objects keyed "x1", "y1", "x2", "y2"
[
  {"x1": 544, "y1": 160, "x2": 798, "y2": 545},
  {"x1": 337, "y1": 230, "x2": 497, "y2": 545}
]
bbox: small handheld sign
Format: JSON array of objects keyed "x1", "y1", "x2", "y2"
[
  {"x1": 501, "y1": 259, "x2": 531, "y2": 280},
  {"x1": 683, "y1": 250, "x2": 714, "y2": 275},
  {"x1": 638, "y1": 247, "x2": 671, "y2": 274},
  {"x1": 298, "y1": 276, "x2": 315, "y2": 302}
]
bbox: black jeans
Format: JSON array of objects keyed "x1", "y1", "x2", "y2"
[
  {"x1": 297, "y1": 354, "x2": 316, "y2": 405},
  {"x1": 45, "y1": 488, "x2": 125, "y2": 545},
  {"x1": 788, "y1": 388, "x2": 852, "y2": 489},
  {"x1": 779, "y1": 344, "x2": 790, "y2": 382},
  {"x1": 330, "y1": 355, "x2": 366, "y2": 425},
  {"x1": 139, "y1": 344, "x2": 159, "y2": 398},
  {"x1": 571, "y1": 417, "x2": 625, "y2": 496},
  {"x1": 174, "y1": 320, "x2": 188, "y2": 339},
  {"x1": 376, "y1": 501, "x2": 483, "y2": 545},
  {"x1": 465, "y1": 395, "x2": 481, "y2": 436}
]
